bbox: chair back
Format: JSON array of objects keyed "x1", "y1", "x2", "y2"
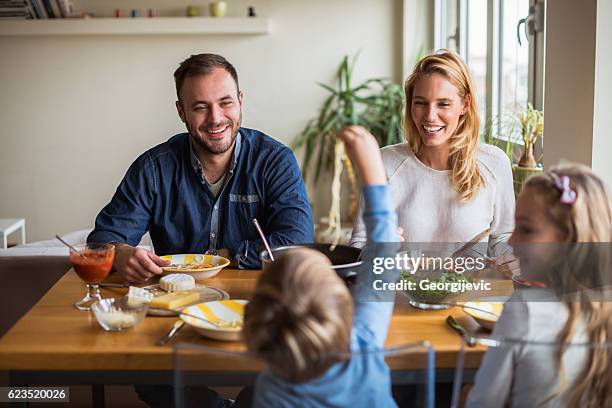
[
  {"x1": 451, "y1": 333, "x2": 612, "y2": 408},
  {"x1": 174, "y1": 340, "x2": 435, "y2": 408}
]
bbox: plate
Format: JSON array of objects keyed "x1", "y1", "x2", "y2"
[
  {"x1": 143, "y1": 284, "x2": 229, "y2": 316},
  {"x1": 180, "y1": 300, "x2": 248, "y2": 341},
  {"x1": 462, "y1": 299, "x2": 505, "y2": 330},
  {"x1": 160, "y1": 254, "x2": 230, "y2": 280}
]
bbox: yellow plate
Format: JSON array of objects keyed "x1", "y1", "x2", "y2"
[
  {"x1": 181, "y1": 300, "x2": 248, "y2": 341},
  {"x1": 462, "y1": 300, "x2": 504, "y2": 330},
  {"x1": 160, "y1": 254, "x2": 230, "y2": 280}
]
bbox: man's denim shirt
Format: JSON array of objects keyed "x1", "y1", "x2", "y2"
[{"x1": 88, "y1": 128, "x2": 314, "y2": 269}]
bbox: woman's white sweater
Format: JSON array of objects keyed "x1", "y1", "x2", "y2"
[{"x1": 349, "y1": 143, "x2": 515, "y2": 256}]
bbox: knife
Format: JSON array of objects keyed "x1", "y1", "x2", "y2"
[
  {"x1": 156, "y1": 320, "x2": 186, "y2": 346},
  {"x1": 99, "y1": 283, "x2": 130, "y2": 289},
  {"x1": 446, "y1": 316, "x2": 477, "y2": 347},
  {"x1": 148, "y1": 307, "x2": 224, "y2": 328}
]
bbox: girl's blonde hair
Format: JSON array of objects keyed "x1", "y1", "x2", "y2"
[
  {"x1": 243, "y1": 248, "x2": 353, "y2": 383},
  {"x1": 524, "y1": 163, "x2": 612, "y2": 407},
  {"x1": 403, "y1": 50, "x2": 483, "y2": 202}
]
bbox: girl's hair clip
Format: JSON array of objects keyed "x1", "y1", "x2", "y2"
[{"x1": 550, "y1": 173, "x2": 577, "y2": 204}]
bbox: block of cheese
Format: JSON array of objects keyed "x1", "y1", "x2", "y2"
[
  {"x1": 160, "y1": 274, "x2": 195, "y2": 292},
  {"x1": 127, "y1": 286, "x2": 153, "y2": 308},
  {"x1": 150, "y1": 291, "x2": 199, "y2": 310}
]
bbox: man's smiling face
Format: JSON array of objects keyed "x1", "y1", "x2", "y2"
[{"x1": 176, "y1": 67, "x2": 243, "y2": 155}]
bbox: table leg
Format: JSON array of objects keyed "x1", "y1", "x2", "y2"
[
  {"x1": 92, "y1": 384, "x2": 105, "y2": 408},
  {"x1": 2, "y1": 233, "x2": 7, "y2": 249}
]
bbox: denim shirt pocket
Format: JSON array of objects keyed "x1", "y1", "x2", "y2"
[{"x1": 229, "y1": 194, "x2": 260, "y2": 204}]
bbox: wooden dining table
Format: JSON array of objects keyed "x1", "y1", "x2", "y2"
[{"x1": 0, "y1": 267, "x2": 513, "y2": 405}]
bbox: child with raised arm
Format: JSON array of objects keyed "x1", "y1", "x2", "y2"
[
  {"x1": 243, "y1": 126, "x2": 400, "y2": 407},
  {"x1": 468, "y1": 163, "x2": 612, "y2": 407}
]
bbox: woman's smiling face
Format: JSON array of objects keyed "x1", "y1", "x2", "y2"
[{"x1": 410, "y1": 73, "x2": 468, "y2": 148}]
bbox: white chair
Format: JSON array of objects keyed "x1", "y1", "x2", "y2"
[
  {"x1": 173, "y1": 340, "x2": 436, "y2": 408},
  {"x1": 452, "y1": 333, "x2": 612, "y2": 408},
  {"x1": 0, "y1": 218, "x2": 26, "y2": 248}
]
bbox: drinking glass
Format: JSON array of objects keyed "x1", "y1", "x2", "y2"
[{"x1": 70, "y1": 243, "x2": 115, "y2": 311}]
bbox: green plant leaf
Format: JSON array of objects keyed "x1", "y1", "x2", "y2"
[
  {"x1": 317, "y1": 82, "x2": 339, "y2": 95},
  {"x1": 295, "y1": 52, "x2": 407, "y2": 186}
]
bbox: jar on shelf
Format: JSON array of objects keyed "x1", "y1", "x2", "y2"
[{"x1": 210, "y1": 1, "x2": 227, "y2": 17}]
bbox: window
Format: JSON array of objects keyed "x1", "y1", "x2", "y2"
[
  {"x1": 501, "y1": 0, "x2": 530, "y2": 122},
  {"x1": 434, "y1": 0, "x2": 544, "y2": 144}
]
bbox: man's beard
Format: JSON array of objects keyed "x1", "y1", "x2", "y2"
[{"x1": 189, "y1": 113, "x2": 241, "y2": 155}]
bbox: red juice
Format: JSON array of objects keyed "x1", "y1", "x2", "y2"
[{"x1": 70, "y1": 249, "x2": 114, "y2": 284}]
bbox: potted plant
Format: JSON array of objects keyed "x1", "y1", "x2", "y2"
[
  {"x1": 481, "y1": 103, "x2": 544, "y2": 195},
  {"x1": 293, "y1": 54, "x2": 405, "y2": 227},
  {"x1": 517, "y1": 103, "x2": 544, "y2": 168}
]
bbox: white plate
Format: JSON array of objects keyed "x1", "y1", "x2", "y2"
[
  {"x1": 181, "y1": 300, "x2": 248, "y2": 341},
  {"x1": 159, "y1": 254, "x2": 230, "y2": 280},
  {"x1": 142, "y1": 284, "x2": 229, "y2": 316},
  {"x1": 462, "y1": 298, "x2": 506, "y2": 330}
]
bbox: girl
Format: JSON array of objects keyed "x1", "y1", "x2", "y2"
[{"x1": 468, "y1": 163, "x2": 612, "y2": 407}]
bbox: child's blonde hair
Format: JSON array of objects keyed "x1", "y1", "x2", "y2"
[
  {"x1": 244, "y1": 248, "x2": 353, "y2": 383},
  {"x1": 523, "y1": 163, "x2": 611, "y2": 242},
  {"x1": 524, "y1": 163, "x2": 612, "y2": 407}
]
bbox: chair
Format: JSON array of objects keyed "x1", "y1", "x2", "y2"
[
  {"x1": 174, "y1": 340, "x2": 436, "y2": 408},
  {"x1": 451, "y1": 332, "x2": 612, "y2": 408}
]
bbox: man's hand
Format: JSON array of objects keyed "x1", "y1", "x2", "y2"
[
  {"x1": 217, "y1": 248, "x2": 237, "y2": 267},
  {"x1": 337, "y1": 126, "x2": 386, "y2": 185},
  {"x1": 113, "y1": 244, "x2": 170, "y2": 284}
]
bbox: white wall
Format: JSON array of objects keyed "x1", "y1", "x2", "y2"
[
  {"x1": 543, "y1": 0, "x2": 612, "y2": 187},
  {"x1": 0, "y1": 0, "x2": 403, "y2": 242},
  {"x1": 592, "y1": 0, "x2": 612, "y2": 187},
  {"x1": 542, "y1": 0, "x2": 596, "y2": 170}
]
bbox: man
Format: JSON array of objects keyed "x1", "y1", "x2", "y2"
[{"x1": 88, "y1": 54, "x2": 314, "y2": 283}]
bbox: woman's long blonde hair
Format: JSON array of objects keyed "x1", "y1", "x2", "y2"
[
  {"x1": 524, "y1": 163, "x2": 612, "y2": 407},
  {"x1": 403, "y1": 50, "x2": 483, "y2": 202}
]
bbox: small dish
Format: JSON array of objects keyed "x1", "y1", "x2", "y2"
[
  {"x1": 180, "y1": 300, "x2": 248, "y2": 341},
  {"x1": 91, "y1": 297, "x2": 148, "y2": 332},
  {"x1": 159, "y1": 254, "x2": 230, "y2": 280},
  {"x1": 462, "y1": 298, "x2": 505, "y2": 330}
]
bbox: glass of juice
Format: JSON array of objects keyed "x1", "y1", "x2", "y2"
[{"x1": 70, "y1": 243, "x2": 115, "y2": 311}]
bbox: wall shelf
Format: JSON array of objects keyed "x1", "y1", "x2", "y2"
[{"x1": 0, "y1": 17, "x2": 270, "y2": 36}]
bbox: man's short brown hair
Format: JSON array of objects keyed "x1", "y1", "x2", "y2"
[
  {"x1": 173, "y1": 53, "x2": 239, "y2": 100},
  {"x1": 243, "y1": 248, "x2": 353, "y2": 383}
]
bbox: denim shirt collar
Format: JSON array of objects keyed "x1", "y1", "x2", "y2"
[{"x1": 189, "y1": 131, "x2": 242, "y2": 182}]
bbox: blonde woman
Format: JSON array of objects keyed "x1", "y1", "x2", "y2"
[
  {"x1": 468, "y1": 164, "x2": 612, "y2": 407},
  {"x1": 349, "y1": 50, "x2": 514, "y2": 257}
]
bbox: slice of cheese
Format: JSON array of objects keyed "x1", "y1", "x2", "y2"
[
  {"x1": 127, "y1": 286, "x2": 153, "y2": 308},
  {"x1": 150, "y1": 291, "x2": 199, "y2": 310},
  {"x1": 160, "y1": 273, "x2": 195, "y2": 292}
]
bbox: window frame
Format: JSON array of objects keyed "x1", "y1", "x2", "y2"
[{"x1": 432, "y1": 0, "x2": 545, "y2": 144}]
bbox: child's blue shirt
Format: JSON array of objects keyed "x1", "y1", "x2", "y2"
[{"x1": 253, "y1": 185, "x2": 399, "y2": 408}]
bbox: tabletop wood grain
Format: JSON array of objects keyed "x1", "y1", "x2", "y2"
[{"x1": 0, "y1": 268, "x2": 513, "y2": 373}]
